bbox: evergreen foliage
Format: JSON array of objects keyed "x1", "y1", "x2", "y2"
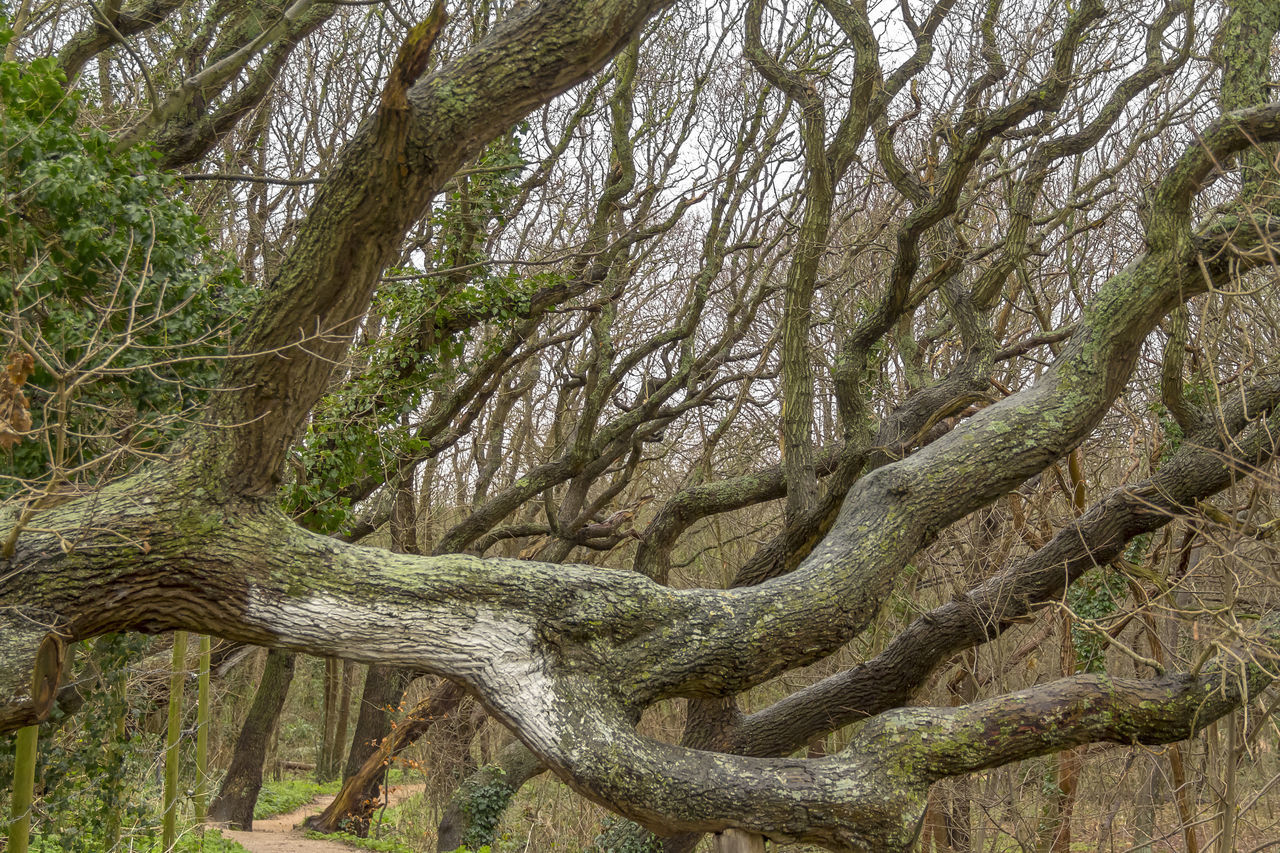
[{"x1": 0, "y1": 20, "x2": 248, "y2": 494}]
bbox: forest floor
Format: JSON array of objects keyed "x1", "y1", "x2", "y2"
[{"x1": 218, "y1": 784, "x2": 426, "y2": 853}]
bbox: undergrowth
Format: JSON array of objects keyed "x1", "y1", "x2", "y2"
[{"x1": 253, "y1": 778, "x2": 343, "y2": 819}]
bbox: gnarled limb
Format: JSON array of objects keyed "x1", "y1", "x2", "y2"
[
  {"x1": 196, "y1": 0, "x2": 680, "y2": 497},
  {"x1": 8, "y1": 1, "x2": 1280, "y2": 849},
  {"x1": 736, "y1": 376, "x2": 1280, "y2": 757}
]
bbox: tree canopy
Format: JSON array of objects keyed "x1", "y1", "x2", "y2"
[{"x1": 4, "y1": 0, "x2": 1280, "y2": 850}]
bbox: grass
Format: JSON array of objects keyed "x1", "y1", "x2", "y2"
[
  {"x1": 253, "y1": 777, "x2": 344, "y2": 820},
  {"x1": 30, "y1": 827, "x2": 251, "y2": 853},
  {"x1": 304, "y1": 829, "x2": 421, "y2": 852}
]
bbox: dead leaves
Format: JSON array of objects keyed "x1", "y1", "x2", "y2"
[{"x1": 0, "y1": 351, "x2": 34, "y2": 451}]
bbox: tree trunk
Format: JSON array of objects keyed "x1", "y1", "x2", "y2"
[
  {"x1": 344, "y1": 665, "x2": 416, "y2": 779},
  {"x1": 332, "y1": 659, "x2": 356, "y2": 777},
  {"x1": 208, "y1": 649, "x2": 297, "y2": 829},
  {"x1": 713, "y1": 829, "x2": 766, "y2": 853},
  {"x1": 921, "y1": 792, "x2": 946, "y2": 853},
  {"x1": 308, "y1": 678, "x2": 467, "y2": 835},
  {"x1": 1131, "y1": 757, "x2": 1158, "y2": 853},
  {"x1": 318, "y1": 656, "x2": 342, "y2": 782},
  {"x1": 1142, "y1": 600, "x2": 1199, "y2": 853},
  {"x1": 436, "y1": 739, "x2": 544, "y2": 853},
  {"x1": 1039, "y1": 613, "x2": 1079, "y2": 853},
  {"x1": 944, "y1": 661, "x2": 977, "y2": 853},
  {"x1": 1214, "y1": 712, "x2": 1240, "y2": 853},
  {"x1": 1169, "y1": 743, "x2": 1198, "y2": 853},
  {"x1": 943, "y1": 777, "x2": 971, "y2": 853}
]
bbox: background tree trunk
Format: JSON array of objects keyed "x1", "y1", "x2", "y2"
[
  {"x1": 436, "y1": 740, "x2": 544, "y2": 852},
  {"x1": 209, "y1": 649, "x2": 297, "y2": 829},
  {"x1": 343, "y1": 666, "x2": 416, "y2": 779},
  {"x1": 713, "y1": 829, "x2": 766, "y2": 853},
  {"x1": 309, "y1": 678, "x2": 467, "y2": 835},
  {"x1": 318, "y1": 656, "x2": 342, "y2": 782},
  {"x1": 332, "y1": 659, "x2": 355, "y2": 776}
]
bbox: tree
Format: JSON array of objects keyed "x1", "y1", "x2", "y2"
[{"x1": 4, "y1": 0, "x2": 1280, "y2": 850}]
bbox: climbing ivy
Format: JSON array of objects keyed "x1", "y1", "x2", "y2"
[
  {"x1": 284, "y1": 130, "x2": 537, "y2": 534},
  {"x1": 591, "y1": 820, "x2": 663, "y2": 853},
  {"x1": 456, "y1": 766, "x2": 513, "y2": 851},
  {"x1": 0, "y1": 635, "x2": 157, "y2": 852},
  {"x1": 1068, "y1": 535, "x2": 1149, "y2": 672},
  {"x1": 0, "y1": 22, "x2": 249, "y2": 495}
]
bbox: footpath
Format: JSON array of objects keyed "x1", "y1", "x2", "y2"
[{"x1": 216, "y1": 784, "x2": 425, "y2": 853}]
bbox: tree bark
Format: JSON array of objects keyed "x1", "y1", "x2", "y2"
[
  {"x1": 436, "y1": 739, "x2": 545, "y2": 852},
  {"x1": 318, "y1": 466, "x2": 424, "y2": 830},
  {"x1": 318, "y1": 656, "x2": 341, "y2": 782},
  {"x1": 307, "y1": 678, "x2": 467, "y2": 835},
  {"x1": 208, "y1": 649, "x2": 297, "y2": 830},
  {"x1": 8, "y1": 2, "x2": 1280, "y2": 850},
  {"x1": 343, "y1": 666, "x2": 417, "y2": 779},
  {"x1": 333, "y1": 660, "x2": 356, "y2": 777},
  {"x1": 713, "y1": 830, "x2": 766, "y2": 853}
]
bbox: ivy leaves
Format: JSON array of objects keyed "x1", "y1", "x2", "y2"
[
  {"x1": 284, "y1": 130, "x2": 537, "y2": 534},
  {"x1": 0, "y1": 22, "x2": 249, "y2": 492}
]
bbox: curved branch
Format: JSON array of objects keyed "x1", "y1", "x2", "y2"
[
  {"x1": 58, "y1": 0, "x2": 188, "y2": 80},
  {"x1": 736, "y1": 376, "x2": 1280, "y2": 757},
  {"x1": 197, "y1": 0, "x2": 679, "y2": 497},
  {"x1": 891, "y1": 632, "x2": 1280, "y2": 779}
]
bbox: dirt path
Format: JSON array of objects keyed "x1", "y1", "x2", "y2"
[{"x1": 217, "y1": 784, "x2": 425, "y2": 853}]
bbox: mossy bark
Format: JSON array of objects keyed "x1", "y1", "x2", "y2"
[
  {"x1": 6, "y1": 3, "x2": 1280, "y2": 851},
  {"x1": 162, "y1": 631, "x2": 188, "y2": 851}
]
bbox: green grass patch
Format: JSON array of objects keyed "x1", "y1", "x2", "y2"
[
  {"x1": 303, "y1": 829, "x2": 418, "y2": 852},
  {"x1": 176, "y1": 828, "x2": 254, "y2": 852},
  {"x1": 30, "y1": 827, "x2": 250, "y2": 853},
  {"x1": 254, "y1": 777, "x2": 343, "y2": 819}
]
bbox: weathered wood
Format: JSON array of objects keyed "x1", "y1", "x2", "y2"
[{"x1": 713, "y1": 829, "x2": 766, "y2": 853}]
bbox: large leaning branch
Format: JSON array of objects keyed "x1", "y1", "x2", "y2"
[
  {"x1": 735, "y1": 376, "x2": 1280, "y2": 757},
  {"x1": 195, "y1": 0, "x2": 680, "y2": 497},
  {"x1": 6, "y1": 2, "x2": 1280, "y2": 845}
]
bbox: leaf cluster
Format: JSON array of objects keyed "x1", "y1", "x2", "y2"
[
  {"x1": 0, "y1": 23, "x2": 249, "y2": 492},
  {"x1": 285, "y1": 134, "x2": 537, "y2": 533}
]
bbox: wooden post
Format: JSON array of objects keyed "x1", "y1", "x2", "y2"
[
  {"x1": 162, "y1": 631, "x2": 188, "y2": 851},
  {"x1": 7, "y1": 725, "x2": 38, "y2": 853},
  {"x1": 713, "y1": 829, "x2": 766, "y2": 852},
  {"x1": 194, "y1": 634, "x2": 211, "y2": 822}
]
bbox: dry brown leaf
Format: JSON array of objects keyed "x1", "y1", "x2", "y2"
[{"x1": 0, "y1": 351, "x2": 35, "y2": 451}]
